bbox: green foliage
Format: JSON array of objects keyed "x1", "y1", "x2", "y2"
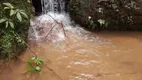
[
  {"x1": 0, "y1": 32, "x2": 14, "y2": 58},
  {"x1": 27, "y1": 57, "x2": 43, "y2": 73},
  {"x1": 0, "y1": 3, "x2": 28, "y2": 29},
  {"x1": 97, "y1": 19, "x2": 105, "y2": 26},
  {"x1": 69, "y1": 0, "x2": 140, "y2": 30},
  {"x1": 91, "y1": 0, "x2": 139, "y2": 29},
  {"x1": 0, "y1": 31, "x2": 26, "y2": 59},
  {"x1": 97, "y1": 0, "x2": 139, "y2": 26},
  {"x1": 0, "y1": 2, "x2": 29, "y2": 59},
  {"x1": 87, "y1": 16, "x2": 106, "y2": 29},
  {"x1": 88, "y1": 19, "x2": 96, "y2": 29}
]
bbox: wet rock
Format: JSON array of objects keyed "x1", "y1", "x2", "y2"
[
  {"x1": 68, "y1": 0, "x2": 142, "y2": 30},
  {"x1": 32, "y1": 0, "x2": 42, "y2": 15},
  {"x1": 69, "y1": 0, "x2": 97, "y2": 27}
]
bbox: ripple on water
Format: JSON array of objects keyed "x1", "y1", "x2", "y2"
[
  {"x1": 76, "y1": 49, "x2": 100, "y2": 57},
  {"x1": 70, "y1": 60, "x2": 99, "y2": 66},
  {"x1": 70, "y1": 73, "x2": 95, "y2": 80}
]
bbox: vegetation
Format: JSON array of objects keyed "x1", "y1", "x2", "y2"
[
  {"x1": 0, "y1": 2, "x2": 31, "y2": 59},
  {"x1": 96, "y1": 0, "x2": 139, "y2": 29},
  {"x1": 69, "y1": 0, "x2": 141, "y2": 30},
  {"x1": 27, "y1": 57, "x2": 43, "y2": 73}
]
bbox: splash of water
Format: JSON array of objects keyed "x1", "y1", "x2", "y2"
[
  {"x1": 29, "y1": 0, "x2": 72, "y2": 42},
  {"x1": 28, "y1": 12, "x2": 94, "y2": 43},
  {"x1": 29, "y1": 0, "x2": 101, "y2": 43},
  {"x1": 29, "y1": 12, "x2": 71, "y2": 42}
]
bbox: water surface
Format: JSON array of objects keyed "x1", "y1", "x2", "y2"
[{"x1": 0, "y1": 31, "x2": 142, "y2": 80}]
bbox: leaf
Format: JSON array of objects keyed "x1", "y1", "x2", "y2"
[
  {"x1": 35, "y1": 57, "x2": 43, "y2": 66},
  {"x1": 5, "y1": 21, "x2": 9, "y2": 28},
  {"x1": 20, "y1": 11, "x2": 28, "y2": 19},
  {"x1": 10, "y1": 10, "x2": 14, "y2": 16},
  {"x1": 28, "y1": 57, "x2": 36, "y2": 64},
  {"x1": 4, "y1": 7, "x2": 10, "y2": 10},
  {"x1": 27, "y1": 67, "x2": 34, "y2": 72},
  {"x1": 97, "y1": 19, "x2": 105, "y2": 26},
  {"x1": 14, "y1": 9, "x2": 19, "y2": 14},
  {"x1": 0, "y1": 19, "x2": 7, "y2": 23},
  {"x1": 28, "y1": 62, "x2": 33, "y2": 67},
  {"x1": 17, "y1": 12, "x2": 22, "y2": 22},
  {"x1": 9, "y1": 21, "x2": 14, "y2": 29},
  {"x1": 3, "y1": 3, "x2": 14, "y2": 9},
  {"x1": 35, "y1": 66, "x2": 42, "y2": 72},
  {"x1": 28, "y1": 57, "x2": 36, "y2": 61},
  {"x1": 19, "y1": 10, "x2": 25, "y2": 12}
]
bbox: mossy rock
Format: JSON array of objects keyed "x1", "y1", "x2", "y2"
[
  {"x1": 68, "y1": 0, "x2": 142, "y2": 30},
  {"x1": 69, "y1": 0, "x2": 96, "y2": 26}
]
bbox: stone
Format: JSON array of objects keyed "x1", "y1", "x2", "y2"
[
  {"x1": 32, "y1": 0, "x2": 42, "y2": 15},
  {"x1": 68, "y1": 0, "x2": 142, "y2": 30}
]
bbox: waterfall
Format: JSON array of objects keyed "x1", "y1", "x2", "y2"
[
  {"x1": 29, "y1": 0, "x2": 70, "y2": 43},
  {"x1": 41, "y1": 0, "x2": 65, "y2": 14}
]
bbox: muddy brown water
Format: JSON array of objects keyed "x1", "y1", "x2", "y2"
[{"x1": 0, "y1": 31, "x2": 142, "y2": 80}]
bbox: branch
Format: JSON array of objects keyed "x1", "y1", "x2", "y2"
[
  {"x1": 43, "y1": 63, "x2": 64, "y2": 80},
  {"x1": 44, "y1": 14, "x2": 67, "y2": 39},
  {"x1": 14, "y1": 32, "x2": 38, "y2": 57},
  {"x1": 44, "y1": 23, "x2": 57, "y2": 39},
  {"x1": 14, "y1": 32, "x2": 64, "y2": 80},
  {"x1": 46, "y1": 14, "x2": 59, "y2": 24}
]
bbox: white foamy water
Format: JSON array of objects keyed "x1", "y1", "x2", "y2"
[
  {"x1": 29, "y1": 12, "x2": 91, "y2": 43},
  {"x1": 29, "y1": 0, "x2": 107, "y2": 43},
  {"x1": 28, "y1": 12, "x2": 111, "y2": 45},
  {"x1": 29, "y1": 12, "x2": 69, "y2": 42}
]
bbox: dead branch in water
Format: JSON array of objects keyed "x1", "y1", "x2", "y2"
[
  {"x1": 60, "y1": 22, "x2": 67, "y2": 37},
  {"x1": 46, "y1": 14, "x2": 60, "y2": 24},
  {"x1": 45, "y1": 23, "x2": 57, "y2": 39},
  {"x1": 25, "y1": 43, "x2": 37, "y2": 57},
  {"x1": 44, "y1": 63, "x2": 64, "y2": 80},
  {"x1": 15, "y1": 32, "x2": 64, "y2": 80},
  {"x1": 44, "y1": 14, "x2": 67, "y2": 39},
  {"x1": 12, "y1": 14, "x2": 66, "y2": 80}
]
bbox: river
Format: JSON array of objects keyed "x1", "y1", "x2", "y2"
[{"x1": 0, "y1": 30, "x2": 142, "y2": 80}]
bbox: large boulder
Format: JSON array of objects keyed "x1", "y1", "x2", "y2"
[
  {"x1": 69, "y1": 0, "x2": 142, "y2": 30},
  {"x1": 69, "y1": 0, "x2": 96, "y2": 26}
]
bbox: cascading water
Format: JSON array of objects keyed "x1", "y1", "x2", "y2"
[
  {"x1": 29, "y1": 0, "x2": 68, "y2": 42},
  {"x1": 29, "y1": 0, "x2": 94, "y2": 43},
  {"x1": 41, "y1": 0, "x2": 65, "y2": 14},
  {"x1": 28, "y1": 0, "x2": 98, "y2": 43}
]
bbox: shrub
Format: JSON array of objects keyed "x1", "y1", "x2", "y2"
[
  {"x1": 0, "y1": 2, "x2": 30, "y2": 59},
  {"x1": 97, "y1": 0, "x2": 139, "y2": 26}
]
